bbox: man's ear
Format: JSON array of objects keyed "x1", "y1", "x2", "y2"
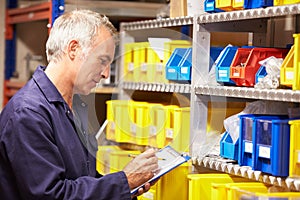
[{"x1": 67, "y1": 40, "x2": 79, "y2": 60}]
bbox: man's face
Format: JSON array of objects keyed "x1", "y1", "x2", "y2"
[{"x1": 74, "y1": 27, "x2": 115, "y2": 95}]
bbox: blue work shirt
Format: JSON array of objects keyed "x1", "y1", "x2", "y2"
[{"x1": 0, "y1": 66, "x2": 132, "y2": 200}]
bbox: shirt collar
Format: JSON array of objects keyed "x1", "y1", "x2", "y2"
[{"x1": 32, "y1": 66, "x2": 65, "y2": 103}]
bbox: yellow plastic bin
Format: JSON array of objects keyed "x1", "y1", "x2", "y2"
[
  {"x1": 130, "y1": 101, "x2": 151, "y2": 145},
  {"x1": 106, "y1": 100, "x2": 134, "y2": 142},
  {"x1": 224, "y1": 182, "x2": 269, "y2": 200},
  {"x1": 216, "y1": 0, "x2": 235, "y2": 11},
  {"x1": 156, "y1": 162, "x2": 190, "y2": 200},
  {"x1": 109, "y1": 149, "x2": 141, "y2": 173},
  {"x1": 274, "y1": 0, "x2": 300, "y2": 6},
  {"x1": 235, "y1": 189, "x2": 300, "y2": 199},
  {"x1": 123, "y1": 43, "x2": 135, "y2": 81},
  {"x1": 148, "y1": 103, "x2": 166, "y2": 148},
  {"x1": 133, "y1": 42, "x2": 149, "y2": 82},
  {"x1": 147, "y1": 46, "x2": 162, "y2": 83},
  {"x1": 170, "y1": 107, "x2": 190, "y2": 153},
  {"x1": 280, "y1": 45, "x2": 294, "y2": 87},
  {"x1": 233, "y1": 0, "x2": 244, "y2": 10},
  {"x1": 164, "y1": 105, "x2": 180, "y2": 147},
  {"x1": 96, "y1": 145, "x2": 120, "y2": 175},
  {"x1": 289, "y1": 119, "x2": 300, "y2": 177},
  {"x1": 106, "y1": 100, "x2": 116, "y2": 141},
  {"x1": 187, "y1": 173, "x2": 251, "y2": 200}
]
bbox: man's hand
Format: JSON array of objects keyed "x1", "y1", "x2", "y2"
[{"x1": 123, "y1": 148, "x2": 159, "y2": 195}]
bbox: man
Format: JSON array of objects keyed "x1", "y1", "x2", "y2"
[{"x1": 0, "y1": 10, "x2": 158, "y2": 199}]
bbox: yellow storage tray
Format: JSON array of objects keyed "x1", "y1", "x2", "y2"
[
  {"x1": 274, "y1": 0, "x2": 300, "y2": 6},
  {"x1": 123, "y1": 42, "x2": 135, "y2": 81},
  {"x1": 170, "y1": 107, "x2": 190, "y2": 153},
  {"x1": 109, "y1": 148, "x2": 141, "y2": 173},
  {"x1": 96, "y1": 145, "x2": 120, "y2": 175},
  {"x1": 187, "y1": 173, "x2": 251, "y2": 200},
  {"x1": 280, "y1": 45, "x2": 294, "y2": 87},
  {"x1": 148, "y1": 103, "x2": 166, "y2": 148},
  {"x1": 289, "y1": 119, "x2": 300, "y2": 177}
]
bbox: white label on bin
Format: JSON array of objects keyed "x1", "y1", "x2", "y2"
[
  {"x1": 166, "y1": 128, "x2": 173, "y2": 139},
  {"x1": 259, "y1": 146, "x2": 270, "y2": 159},
  {"x1": 286, "y1": 71, "x2": 294, "y2": 80},
  {"x1": 128, "y1": 63, "x2": 134, "y2": 71},
  {"x1": 245, "y1": 142, "x2": 253, "y2": 153},
  {"x1": 111, "y1": 122, "x2": 115, "y2": 130},
  {"x1": 218, "y1": 70, "x2": 228, "y2": 77},
  {"x1": 181, "y1": 67, "x2": 188, "y2": 74},
  {"x1": 150, "y1": 126, "x2": 157, "y2": 136},
  {"x1": 233, "y1": 72, "x2": 240, "y2": 77},
  {"x1": 235, "y1": 0, "x2": 243, "y2": 2},
  {"x1": 298, "y1": 151, "x2": 300, "y2": 163},
  {"x1": 168, "y1": 68, "x2": 176, "y2": 73},
  {"x1": 130, "y1": 123, "x2": 136, "y2": 134},
  {"x1": 141, "y1": 63, "x2": 147, "y2": 71},
  {"x1": 156, "y1": 63, "x2": 163, "y2": 71}
]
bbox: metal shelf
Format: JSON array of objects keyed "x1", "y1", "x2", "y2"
[
  {"x1": 121, "y1": 16, "x2": 194, "y2": 31},
  {"x1": 121, "y1": 4, "x2": 300, "y2": 31},
  {"x1": 121, "y1": 82, "x2": 191, "y2": 93},
  {"x1": 197, "y1": 4, "x2": 300, "y2": 24},
  {"x1": 193, "y1": 156, "x2": 300, "y2": 191},
  {"x1": 195, "y1": 85, "x2": 300, "y2": 103}
]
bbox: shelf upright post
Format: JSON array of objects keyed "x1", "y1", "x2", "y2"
[{"x1": 190, "y1": 16, "x2": 211, "y2": 159}]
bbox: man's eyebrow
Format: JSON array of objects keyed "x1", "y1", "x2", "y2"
[{"x1": 100, "y1": 55, "x2": 112, "y2": 62}]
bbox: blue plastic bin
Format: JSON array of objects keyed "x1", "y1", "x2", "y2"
[
  {"x1": 243, "y1": 0, "x2": 273, "y2": 9},
  {"x1": 178, "y1": 47, "x2": 192, "y2": 81},
  {"x1": 220, "y1": 131, "x2": 239, "y2": 161},
  {"x1": 210, "y1": 47, "x2": 223, "y2": 70},
  {"x1": 166, "y1": 48, "x2": 188, "y2": 81},
  {"x1": 204, "y1": 0, "x2": 224, "y2": 13},
  {"x1": 254, "y1": 117, "x2": 290, "y2": 177},
  {"x1": 238, "y1": 114, "x2": 258, "y2": 168},
  {"x1": 216, "y1": 46, "x2": 238, "y2": 85},
  {"x1": 255, "y1": 65, "x2": 267, "y2": 84}
]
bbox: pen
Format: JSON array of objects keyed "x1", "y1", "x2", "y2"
[{"x1": 128, "y1": 154, "x2": 166, "y2": 160}]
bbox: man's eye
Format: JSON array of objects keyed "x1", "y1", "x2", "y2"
[{"x1": 100, "y1": 59, "x2": 108, "y2": 65}]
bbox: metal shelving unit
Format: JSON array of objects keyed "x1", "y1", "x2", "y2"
[{"x1": 117, "y1": 4, "x2": 300, "y2": 192}]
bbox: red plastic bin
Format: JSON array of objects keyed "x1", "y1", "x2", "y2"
[{"x1": 230, "y1": 48, "x2": 289, "y2": 87}]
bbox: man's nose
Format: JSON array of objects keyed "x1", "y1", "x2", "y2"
[{"x1": 101, "y1": 65, "x2": 110, "y2": 79}]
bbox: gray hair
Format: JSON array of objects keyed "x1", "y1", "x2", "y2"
[{"x1": 46, "y1": 10, "x2": 117, "y2": 63}]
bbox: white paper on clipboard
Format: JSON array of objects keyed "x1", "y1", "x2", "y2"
[{"x1": 130, "y1": 146, "x2": 190, "y2": 195}]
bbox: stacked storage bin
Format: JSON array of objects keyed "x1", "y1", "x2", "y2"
[
  {"x1": 230, "y1": 47, "x2": 289, "y2": 87},
  {"x1": 288, "y1": 119, "x2": 300, "y2": 178},
  {"x1": 238, "y1": 114, "x2": 291, "y2": 177}
]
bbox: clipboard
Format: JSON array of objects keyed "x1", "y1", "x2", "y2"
[{"x1": 130, "y1": 146, "x2": 191, "y2": 195}]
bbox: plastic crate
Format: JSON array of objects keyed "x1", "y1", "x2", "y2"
[
  {"x1": 106, "y1": 100, "x2": 134, "y2": 143},
  {"x1": 255, "y1": 65, "x2": 267, "y2": 84},
  {"x1": 211, "y1": 182, "x2": 269, "y2": 200},
  {"x1": 147, "y1": 46, "x2": 162, "y2": 83},
  {"x1": 254, "y1": 117, "x2": 290, "y2": 177},
  {"x1": 166, "y1": 48, "x2": 188, "y2": 81},
  {"x1": 96, "y1": 145, "x2": 120, "y2": 175},
  {"x1": 292, "y1": 34, "x2": 300, "y2": 90},
  {"x1": 235, "y1": 189, "x2": 300, "y2": 199},
  {"x1": 226, "y1": 183, "x2": 269, "y2": 200},
  {"x1": 187, "y1": 173, "x2": 251, "y2": 200},
  {"x1": 216, "y1": 0, "x2": 237, "y2": 11},
  {"x1": 148, "y1": 104, "x2": 168, "y2": 148},
  {"x1": 243, "y1": 0, "x2": 273, "y2": 9},
  {"x1": 133, "y1": 42, "x2": 149, "y2": 82},
  {"x1": 280, "y1": 45, "x2": 294, "y2": 87},
  {"x1": 233, "y1": 0, "x2": 244, "y2": 10},
  {"x1": 216, "y1": 46, "x2": 238, "y2": 85},
  {"x1": 230, "y1": 48, "x2": 288, "y2": 87},
  {"x1": 130, "y1": 101, "x2": 151, "y2": 145},
  {"x1": 178, "y1": 48, "x2": 192, "y2": 81},
  {"x1": 204, "y1": 0, "x2": 224, "y2": 13},
  {"x1": 238, "y1": 114, "x2": 258, "y2": 167},
  {"x1": 274, "y1": 0, "x2": 300, "y2": 6},
  {"x1": 123, "y1": 43, "x2": 135, "y2": 81},
  {"x1": 109, "y1": 148, "x2": 140, "y2": 173},
  {"x1": 220, "y1": 131, "x2": 239, "y2": 160},
  {"x1": 156, "y1": 163, "x2": 190, "y2": 200},
  {"x1": 289, "y1": 119, "x2": 300, "y2": 177},
  {"x1": 170, "y1": 107, "x2": 190, "y2": 153}
]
